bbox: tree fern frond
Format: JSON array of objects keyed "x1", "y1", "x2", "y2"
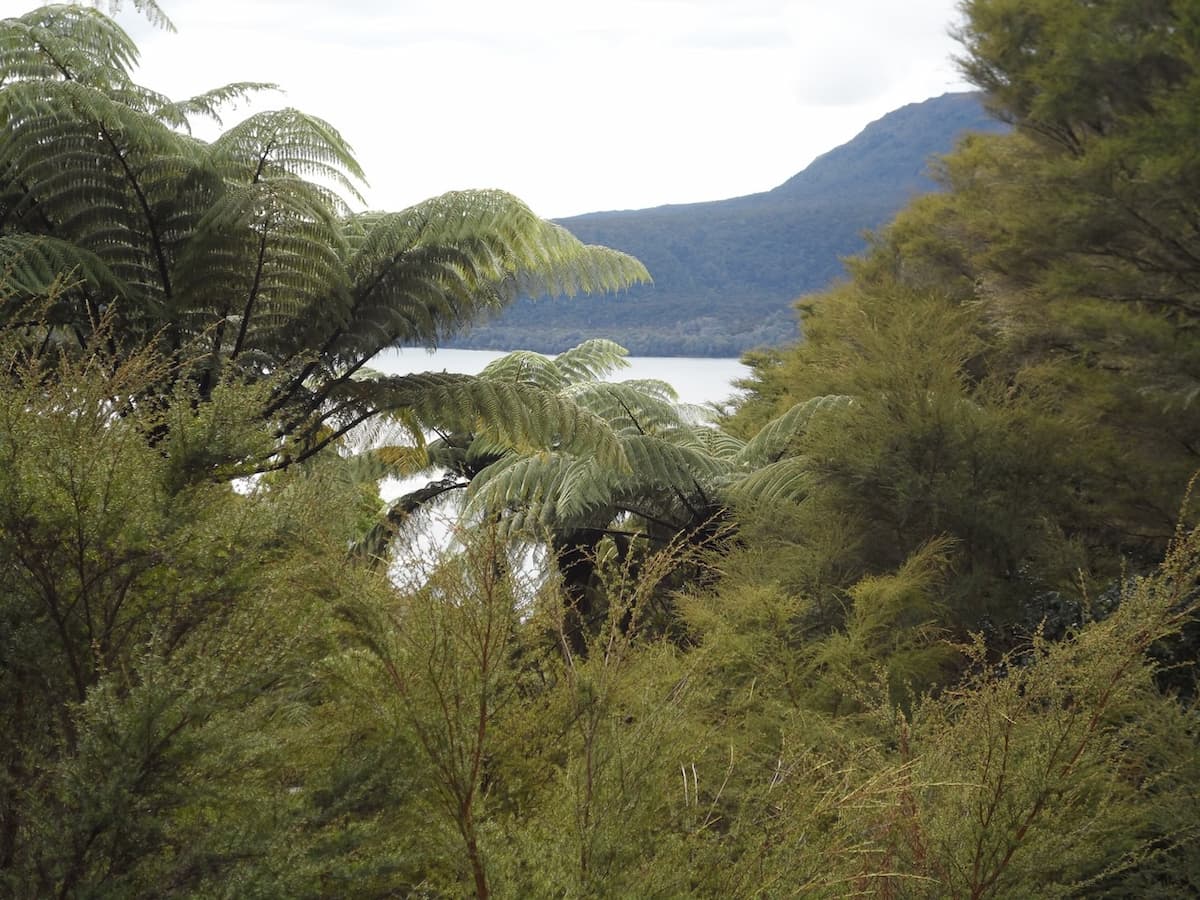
[
  {"x1": 620, "y1": 433, "x2": 728, "y2": 491},
  {"x1": 566, "y1": 380, "x2": 686, "y2": 434},
  {"x1": 333, "y1": 215, "x2": 510, "y2": 356},
  {"x1": 338, "y1": 192, "x2": 648, "y2": 357},
  {"x1": 1, "y1": 80, "x2": 191, "y2": 168},
  {"x1": 466, "y1": 451, "x2": 619, "y2": 537},
  {"x1": 0, "y1": 233, "x2": 125, "y2": 302},
  {"x1": 174, "y1": 177, "x2": 350, "y2": 359},
  {"x1": 344, "y1": 192, "x2": 533, "y2": 288},
  {"x1": 553, "y1": 456, "x2": 620, "y2": 523},
  {"x1": 552, "y1": 337, "x2": 630, "y2": 383},
  {"x1": 676, "y1": 401, "x2": 721, "y2": 427},
  {"x1": 210, "y1": 108, "x2": 366, "y2": 206},
  {"x1": 106, "y1": 80, "x2": 175, "y2": 120},
  {"x1": 681, "y1": 425, "x2": 745, "y2": 460},
  {"x1": 155, "y1": 81, "x2": 278, "y2": 131},
  {"x1": 0, "y1": 5, "x2": 139, "y2": 84},
  {"x1": 462, "y1": 433, "x2": 512, "y2": 470},
  {"x1": 1, "y1": 79, "x2": 206, "y2": 309},
  {"x1": 340, "y1": 403, "x2": 426, "y2": 459},
  {"x1": 480, "y1": 349, "x2": 562, "y2": 389},
  {"x1": 349, "y1": 443, "x2": 430, "y2": 484},
  {"x1": 612, "y1": 378, "x2": 679, "y2": 401},
  {"x1": 737, "y1": 394, "x2": 853, "y2": 466},
  {"x1": 338, "y1": 371, "x2": 625, "y2": 467},
  {"x1": 518, "y1": 239, "x2": 652, "y2": 299},
  {"x1": 459, "y1": 428, "x2": 721, "y2": 536},
  {"x1": 467, "y1": 451, "x2": 563, "y2": 510},
  {"x1": 726, "y1": 456, "x2": 814, "y2": 504},
  {"x1": 96, "y1": 0, "x2": 175, "y2": 33}
]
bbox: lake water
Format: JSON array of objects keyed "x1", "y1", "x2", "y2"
[{"x1": 370, "y1": 348, "x2": 751, "y2": 408}]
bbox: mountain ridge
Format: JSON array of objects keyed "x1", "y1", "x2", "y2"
[{"x1": 447, "y1": 91, "x2": 1007, "y2": 356}]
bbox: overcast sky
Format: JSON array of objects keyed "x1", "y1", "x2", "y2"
[{"x1": 7, "y1": 0, "x2": 974, "y2": 219}]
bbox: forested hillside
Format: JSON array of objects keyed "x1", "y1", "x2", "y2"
[
  {"x1": 2, "y1": 2, "x2": 1199, "y2": 898},
  {"x1": 451, "y1": 91, "x2": 1006, "y2": 355}
]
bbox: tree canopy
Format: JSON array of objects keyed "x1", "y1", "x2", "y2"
[{"x1": 2, "y1": 2, "x2": 1199, "y2": 897}]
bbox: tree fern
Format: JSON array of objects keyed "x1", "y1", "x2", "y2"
[
  {"x1": 0, "y1": 234, "x2": 122, "y2": 302},
  {"x1": 726, "y1": 456, "x2": 815, "y2": 504},
  {"x1": 209, "y1": 108, "x2": 365, "y2": 207},
  {"x1": 371, "y1": 343, "x2": 853, "y2": 557},
  {"x1": 566, "y1": 380, "x2": 687, "y2": 435},
  {"x1": 173, "y1": 176, "x2": 351, "y2": 372},
  {"x1": 0, "y1": 5, "x2": 139, "y2": 84},
  {"x1": 546, "y1": 337, "x2": 629, "y2": 384},
  {"x1": 0, "y1": 5, "x2": 649, "y2": 474},
  {"x1": 154, "y1": 82, "x2": 275, "y2": 133},
  {"x1": 736, "y1": 394, "x2": 852, "y2": 467}
]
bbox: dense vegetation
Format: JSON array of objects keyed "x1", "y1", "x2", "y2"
[
  {"x1": 451, "y1": 92, "x2": 1006, "y2": 356},
  {"x1": 2, "y1": 2, "x2": 1199, "y2": 898}
]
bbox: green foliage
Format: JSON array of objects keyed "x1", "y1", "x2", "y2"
[
  {"x1": 902, "y1": 524, "x2": 1200, "y2": 897},
  {"x1": 695, "y1": 4, "x2": 1200, "y2": 889},
  {"x1": 730, "y1": 284, "x2": 1083, "y2": 641},
  {"x1": 0, "y1": 4, "x2": 648, "y2": 472},
  {"x1": 730, "y1": 0, "x2": 1200, "y2": 644},
  {"x1": 336, "y1": 524, "x2": 530, "y2": 898},
  {"x1": 675, "y1": 523, "x2": 1200, "y2": 898},
  {"x1": 482, "y1": 536, "x2": 724, "y2": 898},
  {"x1": 4, "y1": 2, "x2": 1200, "y2": 896},
  {"x1": 0, "y1": 330, "x2": 396, "y2": 896},
  {"x1": 935, "y1": 0, "x2": 1200, "y2": 557}
]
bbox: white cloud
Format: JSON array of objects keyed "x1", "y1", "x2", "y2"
[{"x1": 2, "y1": 0, "x2": 972, "y2": 218}]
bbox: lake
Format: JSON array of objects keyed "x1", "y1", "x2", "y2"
[{"x1": 369, "y1": 348, "x2": 751, "y2": 408}]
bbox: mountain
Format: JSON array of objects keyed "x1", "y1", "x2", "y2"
[{"x1": 448, "y1": 91, "x2": 1007, "y2": 357}]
